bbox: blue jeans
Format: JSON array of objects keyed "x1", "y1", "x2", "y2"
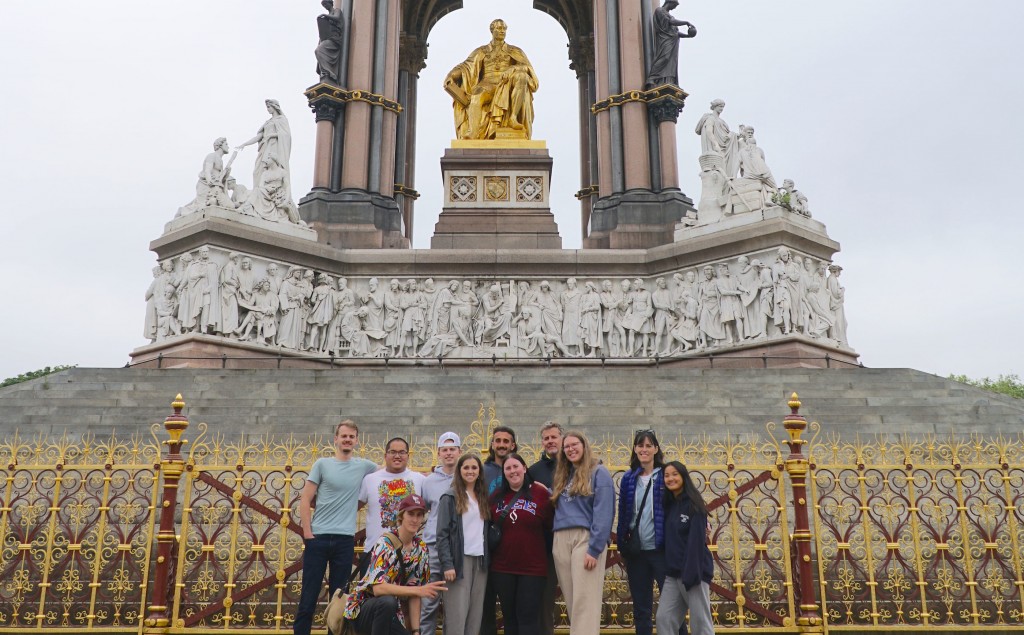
[
  {"x1": 294, "y1": 534, "x2": 356, "y2": 635},
  {"x1": 624, "y1": 549, "x2": 687, "y2": 635}
]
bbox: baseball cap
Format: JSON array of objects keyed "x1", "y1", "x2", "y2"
[
  {"x1": 437, "y1": 432, "x2": 461, "y2": 447},
  {"x1": 398, "y1": 494, "x2": 427, "y2": 513}
]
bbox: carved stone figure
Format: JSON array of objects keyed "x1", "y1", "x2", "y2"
[
  {"x1": 315, "y1": 0, "x2": 344, "y2": 84},
  {"x1": 241, "y1": 155, "x2": 302, "y2": 225},
  {"x1": 651, "y1": 277, "x2": 675, "y2": 356},
  {"x1": 444, "y1": 19, "x2": 540, "y2": 140},
  {"x1": 535, "y1": 281, "x2": 563, "y2": 339},
  {"x1": 237, "y1": 99, "x2": 293, "y2": 209},
  {"x1": 646, "y1": 0, "x2": 697, "y2": 88},
  {"x1": 478, "y1": 284, "x2": 512, "y2": 346},
  {"x1": 697, "y1": 266, "x2": 725, "y2": 347},
  {"x1": 219, "y1": 252, "x2": 242, "y2": 335},
  {"x1": 560, "y1": 278, "x2": 582, "y2": 356},
  {"x1": 329, "y1": 277, "x2": 355, "y2": 354},
  {"x1": 276, "y1": 267, "x2": 307, "y2": 349},
  {"x1": 754, "y1": 260, "x2": 774, "y2": 339},
  {"x1": 803, "y1": 260, "x2": 833, "y2": 339},
  {"x1": 695, "y1": 100, "x2": 737, "y2": 169},
  {"x1": 774, "y1": 179, "x2": 811, "y2": 217},
  {"x1": 340, "y1": 307, "x2": 379, "y2": 358},
  {"x1": 307, "y1": 274, "x2": 336, "y2": 352},
  {"x1": 144, "y1": 265, "x2": 162, "y2": 342},
  {"x1": 513, "y1": 307, "x2": 568, "y2": 358},
  {"x1": 732, "y1": 125, "x2": 777, "y2": 213},
  {"x1": 736, "y1": 256, "x2": 760, "y2": 339},
  {"x1": 177, "y1": 137, "x2": 235, "y2": 217},
  {"x1": 237, "y1": 279, "x2": 279, "y2": 345},
  {"x1": 599, "y1": 280, "x2": 624, "y2": 357},
  {"x1": 179, "y1": 247, "x2": 220, "y2": 334},
  {"x1": 398, "y1": 279, "x2": 427, "y2": 357},
  {"x1": 623, "y1": 278, "x2": 654, "y2": 357},
  {"x1": 360, "y1": 278, "x2": 385, "y2": 332},
  {"x1": 669, "y1": 289, "x2": 698, "y2": 353},
  {"x1": 383, "y1": 278, "x2": 404, "y2": 355},
  {"x1": 827, "y1": 265, "x2": 848, "y2": 345},
  {"x1": 579, "y1": 282, "x2": 602, "y2": 357},
  {"x1": 716, "y1": 263, "x2": 744, "y2": 346},
  {"x1": 772, "y1": 248, "x2": 800, "y2": 335},
  {"x1": 154, "y1": 287, "x2": 181, "y2": 341}
]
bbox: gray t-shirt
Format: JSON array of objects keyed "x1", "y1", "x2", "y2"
[
  {"x1": 421, "y1": 467, "x2": 456, "y2": 544},
  {"x1": 635, "y1": 469, "x2": 659, "y2": 550},
  {"x1": 307, "y1": 456, "x2": 378, "y2": 536}
]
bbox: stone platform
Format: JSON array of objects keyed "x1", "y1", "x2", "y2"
[
  {"x1": 431, "y1": 146, "x2": 562, "y2": 249},
  {"x1": 3, "y1": 367, "x2": 1023, "y2": 440}
]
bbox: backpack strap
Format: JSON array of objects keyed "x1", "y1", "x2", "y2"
[{"x1": 380, "y1": 531, "x2": 408, "y2": 584}]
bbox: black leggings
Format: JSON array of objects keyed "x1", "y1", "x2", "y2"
[{"x1": 491, "y1": 572, "x2": 546, "y2": 635}]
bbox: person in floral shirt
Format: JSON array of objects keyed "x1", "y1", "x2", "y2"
[{"x1": 344, "y1": 495, "x2": 447, "y2": 634}]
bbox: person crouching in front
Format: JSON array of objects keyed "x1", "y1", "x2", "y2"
[{"x1": 343, "y1": 495, "x2": 447, "y2": 635}]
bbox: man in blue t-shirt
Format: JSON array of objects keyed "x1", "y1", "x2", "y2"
[{"x1": 294, "y1": 420, "x2": 378, "y2": 635}]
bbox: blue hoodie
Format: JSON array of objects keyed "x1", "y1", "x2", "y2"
[{"x1": 553, "y1": 464, "x2": 615, "y2": 558}]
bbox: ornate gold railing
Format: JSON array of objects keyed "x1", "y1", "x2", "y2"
[{"x1": 0, "y1": 396, "x2": 1022, "y2": 633}]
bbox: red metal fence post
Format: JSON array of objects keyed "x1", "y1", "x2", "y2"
[
  {"x1": 782, "y1": 393, "x2": 824, "y2": 633},
  {"x1": 143, "y1": 394, "x2": 189, "y2": 633}
]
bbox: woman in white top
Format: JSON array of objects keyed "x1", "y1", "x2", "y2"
[{"x1": 436, "y1": 454, "x2": 491, "y2": 635}]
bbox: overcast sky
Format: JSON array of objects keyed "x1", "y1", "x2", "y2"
[{"x1": 1, "y1": 1, "x2": 1021, "y2": 382}]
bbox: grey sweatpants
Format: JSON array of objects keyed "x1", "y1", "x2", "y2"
[
  {"x1": 656, "y1": 577, "x2": 714, "y2": 635},
  {"x1": 443, "y1": 555, "x2": 487, "y2": 635}
]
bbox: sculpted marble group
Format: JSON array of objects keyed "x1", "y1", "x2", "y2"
[
  {"x1": 144, "y1": 247, "x2": 851, "y2": 358},
  {"x1": 694, "y1": 99, "x2": 811, "y2": 223},
  {"x1": 175, "y1": 100, "x2": 305, "y2": 228}
]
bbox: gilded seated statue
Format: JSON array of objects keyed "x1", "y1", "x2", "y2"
[{"x1": 444, "y1": 19, "x2": 539, "y2": 140}]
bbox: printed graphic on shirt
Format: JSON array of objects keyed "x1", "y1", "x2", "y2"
[
  {"x1": 498, "y1": 498, "x2": 538, "y2": 524},
  {"x1": 679, "y1": 513, "x2": 690, "y2": 525},
  {"x1": 378, "y1": 478, "x2": 417, "y2": 531}
]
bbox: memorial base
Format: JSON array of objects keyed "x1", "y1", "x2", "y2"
[
  {"x1": 431, "y1": 145, "x2": 562, "y2": 249},
  {"x1": 585, "y1": 189, "x2": 696, "y2": 249},
  {"x1": 298, "y1": 189, "x2": 409, "y2": 249}
]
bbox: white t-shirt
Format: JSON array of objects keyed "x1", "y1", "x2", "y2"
[
  {"x1": 463, "y1": 495, "x2": 485, "y2": 557},
  {"x1": 359, "y1": 468, "x2": 426, "y2": 548}
]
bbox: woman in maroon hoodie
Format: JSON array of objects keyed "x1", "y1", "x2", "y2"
[{"x1": 489, "y1": 453, "x2": 554, "y2": 635}]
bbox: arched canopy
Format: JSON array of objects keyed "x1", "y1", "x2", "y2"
[{"x1": 402, "y1": 0, "x2": 593, "y2": 47}]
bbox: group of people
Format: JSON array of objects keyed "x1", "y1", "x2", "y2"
[{"x1": 296, "y1": 420, "x2": 715, "y2": 635}]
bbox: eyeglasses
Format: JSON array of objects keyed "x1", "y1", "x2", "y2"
[
  {"x1": 563, "y1": 442, "x2": 583, "y2": 450},
  {"x1": 387, "y1": 450, "x2": 409, "y2": 456}
]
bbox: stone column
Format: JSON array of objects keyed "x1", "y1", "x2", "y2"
[
  {"x1": 570, "y1": 36, "x2": 596, "y2": 242},
  {"x1": 312, "y1": 102, "x2": 338, "y2": 190},
  {"x1": 397, "y1": 34, "x2": 427, "y2": 243},
  {"x1": 618, "y1": 0, "x2": 651, "y2": 191},
  {"x1": 299, "y1": 0, "x2": 406, "y2": 249}
]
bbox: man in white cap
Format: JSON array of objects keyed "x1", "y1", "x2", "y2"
[{"x1": 420, "y1": 432, "x2": 462, "y2": 634}]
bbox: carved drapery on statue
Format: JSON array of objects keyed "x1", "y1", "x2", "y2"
[
  {"x1": 444, "y1": 19, "x2": 539, "y2": 140},
  {"x1": 646, "y1": 0, "x2": 696, "y2": 88},
  {"x1": 314, "y1": 0, "x2": 344, "y2": 84}
]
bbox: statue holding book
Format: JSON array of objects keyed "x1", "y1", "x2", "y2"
[{"x1": 443, "y1": 19, "x2": 539, "y2": 140}]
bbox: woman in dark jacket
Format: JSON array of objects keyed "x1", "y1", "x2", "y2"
[
  {"x1": 656, "y1": 460, "x2": 714, "y2": 635},
  {"x1": 436, "y1": 454, "x2": 490, "y2": 635},
  {"x1": 616, "y1": 430, "x2": 677, "y2": 635}
]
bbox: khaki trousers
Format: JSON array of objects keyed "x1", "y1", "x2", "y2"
[{"x1": 552, "y1": 528, "x2": 607, "y2": 635}]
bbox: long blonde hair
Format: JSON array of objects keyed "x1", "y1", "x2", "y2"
[
  {"x1": 551, "y1": 431, "x2": 599, "y2": 506},
  {"x1": 453, "y1": 454, "x2": 490, "y2": 520}
]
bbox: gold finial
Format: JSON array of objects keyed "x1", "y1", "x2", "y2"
[
  {"x1": 172, "y1": 394, "x2": 185, "y2": 413},
  {"x1": 788, "y1": 392, "x2": 801, "y2": 412}
]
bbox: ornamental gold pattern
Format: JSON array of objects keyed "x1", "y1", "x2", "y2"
[{"x1": 0, "y1": 400, "x2": 1022, "y2": 632}]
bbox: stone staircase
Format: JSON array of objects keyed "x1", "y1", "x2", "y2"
[{"x1": 2, "y1": 366, "x2": 1022, "y2": 442}]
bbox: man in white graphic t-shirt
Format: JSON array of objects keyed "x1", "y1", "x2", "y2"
[{"x1": 359, "y1": 437, "x2": 426, "y2": 570}]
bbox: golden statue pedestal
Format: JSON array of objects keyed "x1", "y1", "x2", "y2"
[{"x1": 431, "y1": 143, "x2": 563, "y2": 250}]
